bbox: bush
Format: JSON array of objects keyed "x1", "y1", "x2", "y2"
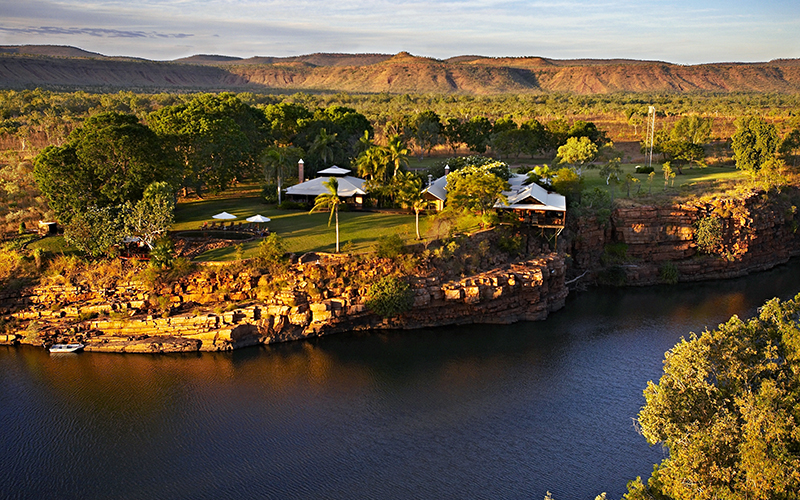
[
  {"x1": 261, "y1": 183, "x2": 279, "y2": 204},
  {"x1": 374, "y1": 234, "x2": 406, "y2": 259},
  {"x1": 255, "y1": 233, "x2": 289, "y2": 273},
  {"x1": 601, "y1": 242, "x2": 629, "y2": 265},
  {"x1": 659, "y1": 261, "x2": 679, "y2": 284},
  {"x1": 278, "y1": 201, "x2": 306, "y2": 210},
  {"x1": 365, "y1": 276, "x2": 414, "y2": 318},
  {"x1": 598, "y1": 265, "x2": 627, "y2": 286},
  {"x1": 497, "y1": 232, "x2": 524, "y2": 256},
  {"x1": 694, "y1": 215, "x2": 723, "y2": 254}
]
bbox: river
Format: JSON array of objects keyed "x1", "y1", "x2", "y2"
[{"x1": 2, "y1": 261, "x2": 800, "y2": 500}]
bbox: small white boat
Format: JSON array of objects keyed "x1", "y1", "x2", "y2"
[{"x1": 49, "y1": 343, "x2": 84, "y2": 353}]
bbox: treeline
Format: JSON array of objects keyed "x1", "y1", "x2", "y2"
[{"x1": 3, "y1": 89, "x2": 800, "y2": 152}]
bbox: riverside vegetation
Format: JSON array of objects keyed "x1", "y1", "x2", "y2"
[{"x1": 3, "y1": 84, "x2": 800, "y2": 499}]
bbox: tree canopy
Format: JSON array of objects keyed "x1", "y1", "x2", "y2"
[
  {"x1": 627, "y1": 294, "x2": 800, "y2": 500},
  {"x1": 445, "y1": 159, "x2": 510, "y2": 214},
  {"x1": 148, "y1": 93, "x2": 269, "y2": 194},
  {"x1": 732, "y1": 115, "x2": 779, "y2": 176},
  {"x1": 33, "y1": 111, "x2": 175, "y2": 222}
]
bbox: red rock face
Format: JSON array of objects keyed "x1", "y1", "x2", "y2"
[{"x1": 570, "y1": 189, "x2": 800, "y2": 286}]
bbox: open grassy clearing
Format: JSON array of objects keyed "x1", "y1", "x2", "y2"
[
  {"x1": 173, "y1": 190, "x2": 450, "y2": 260},
  {"x1": 580, "y1": 163, "x2": 747, "y2": 194}
]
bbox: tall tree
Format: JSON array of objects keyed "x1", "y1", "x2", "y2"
[
  {"x1": 445, "y1": 160, "x2": 510, "y2": 215},
  {"x1": 556, "y1": 136, "x2": 599, "y2": 175},
  {"x1": 33, "y1": 112, "x2": 174, "y2": 222},
  {"x1": 309, "y1": 128, "x2": 338, "y2": 168},
  {"x1": 310, "y1": 177, "x2": 343, "y2": 253},
  {"x1": 731, "y1": 115, "x2": 779, "y2": 176},
  {"x1": 412, "y1": 111, "x2": 441, "y2": 160},
  {"x1": 148, "y1": 93, "x2": 268, "y2": 195},
  {"x1": 395, "y1": 172, "x2": 428, "y2": 240}
]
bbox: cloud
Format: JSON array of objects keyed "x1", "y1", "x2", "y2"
[{"x1": 0, "y1": 26, "x2": 193, "y2": 39}]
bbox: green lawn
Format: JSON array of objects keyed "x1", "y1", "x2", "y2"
[
  {"x1": 576, "y1": 163, "x2": 747, "y2": 198},
  {"x1": 174, "y1": 193, "x2": 438, "y2": 260}
]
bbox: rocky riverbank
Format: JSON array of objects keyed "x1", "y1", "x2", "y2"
[
  {"x1": 1, "y1": 247, "x2": 567, "y2": 353},
  {"x1": 3, "y1": 186, "x2": 800, "y2": 353}
]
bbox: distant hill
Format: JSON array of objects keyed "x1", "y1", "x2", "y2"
[{"x1": 1, "y1": 45, "x2": 800, "y2": 94}]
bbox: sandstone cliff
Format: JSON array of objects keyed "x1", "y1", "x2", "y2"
[
  {"x1": 568, "y1": 188, "x2": 800, "y2": 286},
  {"x1": 1, "y1": 252, "x2": 567, "y2": 353}
]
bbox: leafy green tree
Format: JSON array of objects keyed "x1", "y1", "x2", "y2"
[
  {"x1": 778, "y1": 127, "x2": 800, "y2": 167},
  {"x1": 125, "y1": 181, "x2": 175, "y2": 249},
  {"x1": 148, "y1": 93, "x2": 267, "y2": 194},
  {"x1": 550, "y1": 167, "x2": 583, "y2": 200},
  {"x1": 441, "y1": 117, "x2": 464, "y2": 154},
  {"x1": 732, "y1": 115, "x2": 779, "y2": 176},
  {"x1": 310, "y1": 177, "x2": 343, "y2": 253},
  {"x1": 33, "y1": 112, "x2": 174, "y2": 222},
  {"x1": 462, "y1": 116, "x2": 493, "y2": 154},
  {"x1": 64, "y1": 205, "x2": 127, "y2": 257},
  {"x1": 446, "y1": 160, "x2": 510, "y2": 214},
  {"x1": 556, "y1": 136, "x2": 598, "y2": 175},
  {"x1": 567, "y1": 120, "x2": 607, "y2": 146},
  {"x1": 262, "y1": 102, "x2": 312, "y2": 145},
  {"x1": 412, "y1": 110, "x2": 441, "y2": 159},
  {"x1": 520, "y1": 118, "x2": 549, "y2": 157},
  {"x1": 671, "y1": 115, "x2": 713, "y2": 145},
  {"x1": 631, "y1": 294, "x2": 800, "y2": 500}
]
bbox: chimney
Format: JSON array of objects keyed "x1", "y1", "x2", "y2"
[{"x1": 298, "y1": 159, "x2": 304, "y2": 183}]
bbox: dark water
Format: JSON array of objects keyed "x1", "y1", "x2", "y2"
[{"x1": 2, "y1": 262, "x2": 800, "y2": 500}]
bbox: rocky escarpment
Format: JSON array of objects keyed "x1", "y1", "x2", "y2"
[
  {"x1": 1, "y1": 253, "x2": 566, "y2": 353},
  {"x1": 569, "y1": 188, "x2": 800, "y2": 286}
]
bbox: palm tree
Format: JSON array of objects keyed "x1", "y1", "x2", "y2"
[
  {"x1": 354, "y1": 145, "x2": 389, "y2": 181},
  {"x1": 385, "y1": 134, "x2": 409, "y2": 177},
  {"x1": 310, "y1": 177, "x2": 342, "y2": 252},
  {"x1": 396, "y1": 173, "x2": 428, "y2": 240},
  {"x1": 310, "y1": 128, "x2": 337, "y2": 167}
]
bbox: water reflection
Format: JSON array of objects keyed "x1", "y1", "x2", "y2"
[{"x1": 2, "y1": 260, "x2": 800, "y2": 500}]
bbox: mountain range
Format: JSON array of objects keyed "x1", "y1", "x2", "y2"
[{"x1": 2, "y1": 45, "x2": 800, "y2": 94}]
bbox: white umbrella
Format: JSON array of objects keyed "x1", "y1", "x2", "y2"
[
  {"x1": 246, "y1": 215, "x2": 271, "y2": 223},
  {"x1": 212, "y1": 212, "x2": 237, "y2": 220}
]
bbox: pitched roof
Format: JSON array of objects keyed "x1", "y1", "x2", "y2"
[
  {"x1": 285, "y1": 176, "x2": 367, "y2": 197},
  {"x1": 316, "y1": 165, "x2": 351, "y2": 176},
  {"x1": 421, "y1": 175, "x2": 448, "y2": 201},
  {"x1": 495, "y1": 176, "x2": 566, "y2": 212}
]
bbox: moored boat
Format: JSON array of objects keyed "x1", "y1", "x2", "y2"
[{"x1": 49, "y1": 343, "x2": 84, "y2": 353}]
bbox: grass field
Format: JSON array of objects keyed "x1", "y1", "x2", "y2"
[
  {"x1": 575, "y1": 163, "x2": 747, "y2": 199},
  {"x1": 173, "y1": 191, "x2": 442, "y2": 260}
]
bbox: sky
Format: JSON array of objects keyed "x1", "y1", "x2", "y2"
[{"x1": 1, "y1": 0, "x2": 799, "y2": 65}]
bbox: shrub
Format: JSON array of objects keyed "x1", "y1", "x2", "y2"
[
  {"x1": 497, "y1": 232, "x2": 524, "y2": 256},
  {"x1": 601, "y1": 242, "x2": 629, "y2": 265},
  {"x1": 659, "y1": 261, "x2": 679, "y2": 284},
  {"x1": 149, "y1": 237, "x2": 175, "y2": 269},
  {"x1": 694, "y1": 215, "x2": 723, "y2": 254},
  {"x1": 365, "y1": 276, "x2": 414, "y2": 318},
  {"x1": 278, "y1": 201, "x2": 305, "y2": 210},
  {"x1": 598, "y1": 265, "x2": 627, "y2": 286},
  {"x1": 255, "y1": 233, "x2": 289, "y2": 273},
  {"x1": 374, "y1": 234, "x2": 406, "y2": 259},
  {"x1": 261, "y1": 183, "x2": 279, "y2": 204}
]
